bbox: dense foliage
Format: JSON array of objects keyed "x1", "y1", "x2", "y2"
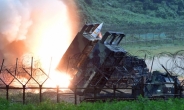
[
  {"x1": 1, "y1": 97, "x2": 184, "y2": 110},
  {"x1": 77, "y1": 0, "x2": 184, "y2": 26}
]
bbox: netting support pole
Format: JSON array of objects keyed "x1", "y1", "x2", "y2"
[
  {"x1": 57, "y1": 86, "x2": 59, "y2": 103},
  {"x1": 39, "y1": 85, "x2": 42, "y2": 103},
  {"x1": 74, "y1": 87, "x2": 77, "y2": 105},
  {"x1": 6, "y1": 85, "x2": 9, "y2": 100},
  {"x1": 23, "y1": 85, "x2": 26, "y2": 104}
]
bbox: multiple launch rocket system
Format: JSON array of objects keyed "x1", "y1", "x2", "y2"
[{"x1": 58, "y1": 23, "x2": 182, "y2": 100}]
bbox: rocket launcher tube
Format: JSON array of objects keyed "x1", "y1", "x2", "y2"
[{"x1": 57, "y1": 23, "x2": 102, "y2": 76}]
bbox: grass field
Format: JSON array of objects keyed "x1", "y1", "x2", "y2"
[
  {"x1": 1, "y1": 97, "x2": 184, "y2": 110},
  {"x1": 122, "y1": 41, "x2": 184, "y2": 58}
]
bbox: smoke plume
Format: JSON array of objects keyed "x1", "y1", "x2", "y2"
[{"x1": 0, "y1": 0, "x2": 79, "y2": 66}]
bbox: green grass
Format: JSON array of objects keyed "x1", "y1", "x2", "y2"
[
  {"x1": 1, "y1": 97, "x2": 184, "y2": 110},
  {"x1": 121, "y1": 41, "x2": 184, "y2": 58}
]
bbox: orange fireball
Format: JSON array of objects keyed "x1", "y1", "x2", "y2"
[{"x1": 0, "y1": 0, "x2": 80, "y2": 88}]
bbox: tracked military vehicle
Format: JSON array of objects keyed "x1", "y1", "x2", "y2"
[{"x1": 58, "y1": 23, "x2": 182, "y2": 101}]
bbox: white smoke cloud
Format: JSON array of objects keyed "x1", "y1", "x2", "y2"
[
  {"x1": 0, "y1": 0, "x2": 32, "y2": 43},
  {"x1": 0, "y1": 0, "x2": 79, "y2": 64}
]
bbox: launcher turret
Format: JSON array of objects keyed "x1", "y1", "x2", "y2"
[
  {"x1": 68, "y1": 30, "x2": 149, "y2": 95},
  {"x1": 59, "y1": 24, "x2": 148, "y2": 94},
  {"x1": 58, "y1": 23, "x2": 181, "y2": 99},
  {"x1": 58, "y1": 22, "x2": 149, "y2": 95}
]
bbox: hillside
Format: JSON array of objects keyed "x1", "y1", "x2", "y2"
[
  {"x1": 76, "y1": 0, "x2": 184, "y2": 32},
  {"x1": 75, "y1": 0, "x2": 184, "y2": 56}
]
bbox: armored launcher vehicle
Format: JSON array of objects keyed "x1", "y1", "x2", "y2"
[{"x1": 58, "y1": 23, "x2": 182, "y2": 101}]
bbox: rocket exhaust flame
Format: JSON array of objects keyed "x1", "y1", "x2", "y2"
[{"x1": 0, "y1": 0, "x2": 79, "y2": 89}]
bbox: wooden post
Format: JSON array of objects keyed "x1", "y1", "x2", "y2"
[
  {"x1": 141, "y1": 76, "x2": 145, "y2": 97},
  {"x1": 39, "y1": 85, "x2": 42, "y2": 103},
  {"x1": 57, "y1": 86, "x2": 59, "y2": 103},
  {"x1": 113, "y1": 85, "x2": 116, "y2": 99},
  {"x1": 74, "y1": 87, "x2": 77, "y2": 105},
  {"x1": 23, "y1": 85, "x2": 25, "y2": 104}
]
